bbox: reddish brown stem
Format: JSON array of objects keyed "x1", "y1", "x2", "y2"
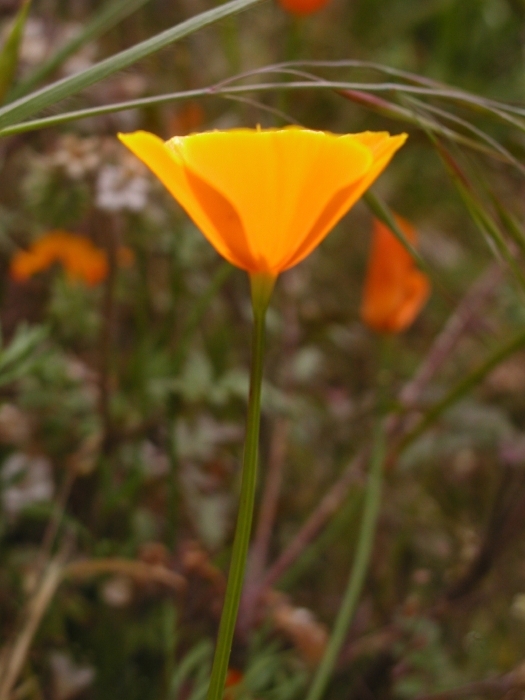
[
  {"x1": 399, "y1": 262, "x2": 504, "y2": 410},
  {"x1": 413, "y1": 667, "x2": 525, "y2": 700},
  {"x1": 262, "y1": 453, "x2": 367, "y2": 591}
]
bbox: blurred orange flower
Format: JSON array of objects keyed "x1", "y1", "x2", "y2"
[
  {"x1": 360, "y1": 215, "x2": 430, "y2": 333},
  {"x1": 224, "y1": 669, "x2": 243, "y2": 699},
  {"x1": 118, "y1": 129, "x2": 406, "y2": 279},
  {"x1": 278, "y1": 0, "x2": 331, "y2": 13},
  {"x1": 10, "y1": 231, "x2": 108, "y2": 286},
  {"x1": 168, "y1": 101, "x2": 205, "y2": 136}
]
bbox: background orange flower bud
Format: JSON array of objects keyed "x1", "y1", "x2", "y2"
[
  {"x1": 278, "y1": 0, "x2": 331, "y2": 14},
  {"x1": 168, "y1": 101, "x2": 205, "y2": 136},
  {"x1": 360, "y1": 216, "x2": 430, "y2": 333},
  {"x1": 10, "y1": 231, "x2": 108, "y2": 286},
  {"x1": 224, "y1": 669, "x2": 243, "y2": 700}
]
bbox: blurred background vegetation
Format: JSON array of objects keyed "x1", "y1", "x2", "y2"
[{"x1": 1, "y1": 0, "x2": 525, "y2": 698}]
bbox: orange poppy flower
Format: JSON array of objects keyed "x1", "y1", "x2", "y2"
[
  {"x1": 360, "y1": 215, "x2": 430, "y2": 333},
  {"x1": 278, "y1": 0, "x2": 331, "y2": 14},
  {"x1": 10, "y1": 231, "x2": 108, "y2": 286},
  {"x1": 118, "y1": 129, "x2": 406, "y2": 280}
]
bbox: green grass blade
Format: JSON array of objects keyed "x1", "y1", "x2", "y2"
[
  {"x1": 0, "y1": 0, "x2": 265, "y2": 131},
  {"x1": 363, "y1": 191, "x2": 459, "y2": 307},
  {"x1": 363, "y1": 191, "x2": 426, "y2": 268},
  {"x1": 398, "y1": 328, "x2": 525, "y2": 453},
  {"x1": 400, "y1": 93, "x2": 525, "y2": 175},
  {"x1": 7, "y1": 0, "x2": 152, "y2": 101},
  {"x1": 0, "y1": 71, "x2": 524, "y2": 155},
  {"x1": 0, "y1": 323, "x2": 47, "y2": 388},
  {"x1": 0, "y1": 0, "x2": 31, "y2": 104},
  {"x1": 491, "y1": 195, "x2": 525, "y2": 258},
  {"x1": 0, "y1": 87, "x2": 205, "y2": 136},
  {"x1": 339, "y1": 89, "x2": 511, "y2": 164},
  {"x1": 436, "y1": 143, "x2": 525, "y2": 294},
  {"x1": 168, "y1": 640, "x2": 213, "y2": 700}
]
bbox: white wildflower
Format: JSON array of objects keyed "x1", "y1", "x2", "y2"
[
  {"x1": 50, "y1": 134, "x2": 102, "y2": 180},
  {"x1": 95, "y1": 157, "x2": 150, "y2": 212},
  {"x1": 1, "y1": 453, "x2": 54, "y2": 519}
]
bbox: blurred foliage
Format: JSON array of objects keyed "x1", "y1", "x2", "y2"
[{"x1": 1, "y1": 1, "x2": 525, "y2": 699}]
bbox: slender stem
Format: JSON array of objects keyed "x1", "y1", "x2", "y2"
[
  {"x1": 206, "y1": 274, "x2": 273, "y2": 700},
  {"x1": 241, "y1": 417, "x2": 290, "y2": 626},
  {"x1": 398, "y1": 325, "x2": 525, "y2": 452},
  {"x1": 0, "y1": 550, "x2": 68, "y2": 700},
  {"x1": 34, "y1": 467, "x2": 77, "y2": 582},
  {"x1": 166, "y1": 395, "x2": 181, "y2": 551},
  {"x1": 306, "y1": 417, "x2": 386, "y2": 700},
  {"x1": 398, "y1": 262, "x2": 503, "y2": 410},
  {"x1": 240, "y1": 284, "x2": 300, "y2": 633},
  {"x1": 262, "y1": 452, "x2": 367, "y2": 591},
  {"x1": 98, "y1": 215, "x2": 119, "y2": 453}
]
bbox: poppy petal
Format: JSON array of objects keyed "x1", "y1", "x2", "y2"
[
  {"x1": 177, "y1": 129, "x2": 372, "y2": 274},
  {"x1": 283, "y1": 133, "x2": 407, "y2": 270},
  {"x1": 388, "y1": 270, "x2": 431, "y2": 332},
  {"x1": 360, "y1": 213, "x2": 430, "y2": 333},
  {"x1": 118, "y1": 131, "x2": 252, "y2": 269}
]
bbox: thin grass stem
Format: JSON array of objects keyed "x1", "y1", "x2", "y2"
[
  {"x1": 305, "y1": 340, "x2": 390, "y2": 700},
  {"x1": 306, "y1": 415, "x2": 386, "y2": 700}
]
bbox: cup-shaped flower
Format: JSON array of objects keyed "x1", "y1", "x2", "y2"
[
  {"x1": 278, "y1": 0, "x2": 331, "y2": 14},
  {"x1": 360, "y1": 215, "x2": 430, "y2": 333},
  {"x1": 118, "y1": 128, "x2": 407, "y2": 280}
]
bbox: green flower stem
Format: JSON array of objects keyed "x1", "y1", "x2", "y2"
[
  {"x1": 305, "y1": 340, "x2": 391, "y2": 700},
  {"x1": 206, "y1": 273, "x2": 275, "y2": 700}
]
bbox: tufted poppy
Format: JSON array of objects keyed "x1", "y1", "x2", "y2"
[
  {"x1": 117, "y1": 127, "x2": 406, "y2": 700},
  {"x1": 118, "y1": 128, "x2": 406, "y2": 284},
  {"x1": 360, "y1": 215, "x2": 430, "y2": 333},
  {"x1": 278, "y1": 0, "x2": 331, "y2": 14}
]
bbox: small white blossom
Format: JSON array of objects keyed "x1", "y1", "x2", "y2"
[
  {"x1": 50, "y1": 134, "x2": 102, "y2": 180},
  {"x1": 96, "y1": 161, "x2": 149, "y2": 212},
  {"x1": 49, "y1": 652, "x2": 95, "y2": 700},
  {"x1": 18, "y1": 18, "x2": 48, "y2": 66},
  {"x1": 1, "y1": 453, "x2": 54, "y2": 519}
]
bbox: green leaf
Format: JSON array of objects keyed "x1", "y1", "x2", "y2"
[
  {"x1": 435, "y1": 142, "x2": 525, "y2": 295},
  {"x1": 0, "y1": 0, "x2": 264, "y2": 131},
  {"x1": 0, "y1": 0, "x2": 31, "y2": 104},
  {"x1": 7, "y1": 0, "x2": 152, "y2": 102},
  {"x1": 0, "y1": 323, "x2": 47, "y2": 388},
  {"x1": 168, "y1": 639, "x2": 213, "y2": 700},
  {"x1": 491, "y1": 195, "x2": 525, "y2": 258}
]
